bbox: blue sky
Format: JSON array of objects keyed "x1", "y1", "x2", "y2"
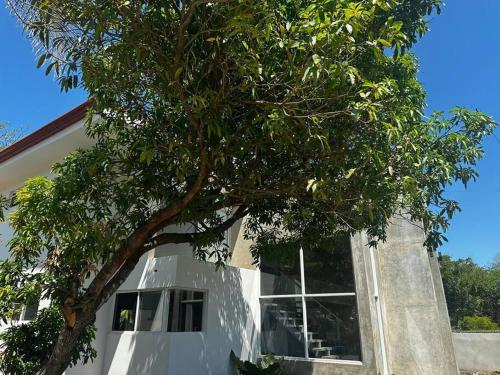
[{"x1": 0, "y1": 2, "x2": 498, "y2": 265}]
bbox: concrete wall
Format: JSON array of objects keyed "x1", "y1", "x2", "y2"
[
  {"x1": 376, "y1": 215, "x2": 459, "y2": 375},
  {"x1": 452, "y1": 332, "x2": 500, "y2": 372}
]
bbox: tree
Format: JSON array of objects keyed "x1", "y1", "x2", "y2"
[
  {"x1": 0, "y1": 0, "x2": 496, "y2": 374},
  {"x1": 0, "y1": 121, "x2": 20, "y2": 221},
  {"x1": 0, "y1": 307, "x2": 96, "y2": 375},
  {"x1": 440, "y1": 254, "x2": 500, "y2": 327},
  {"x1": 0, "y1": 122, "x2": 20, "y2": 150},
  {"x1": 491, "y1": 253, "x2": 500, "y2": 270}
]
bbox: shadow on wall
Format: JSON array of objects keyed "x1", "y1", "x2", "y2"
[{"x1": 99, "y1": 255, "x2": 259, "y2": 375}]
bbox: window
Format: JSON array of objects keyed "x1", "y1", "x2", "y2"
[
  {"x1": 11, "y1": 301, "x2": 39, "y2": 322},
  {"x1": 112, "y1": 289, "x2": 204, "y2": 332},
  {"x1": 113, "y1": 292, "x2": 137, "y2": 331},
  {"x1": 167, "y1": 290, "x2": 205, "y2": 332},
  {"x1": 8, "y1": 190, "x2": 18, "y2": 208},
  {"x1": 22, "y1": 301, "x2": 39, "y2": 321},
  {"x1": 260, "y1": 236, "x2": 362, "y2": 361},
  {"x1": 138, "y1": 291, "x2": 163, "y2": 331}
]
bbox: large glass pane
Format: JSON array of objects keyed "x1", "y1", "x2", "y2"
[
  {"x1": 261, "y1": 298, "x2": 305, "y2": 357},
  {"x1": 260, "y1": 247, "x2": 301, "y2": 296},
  {"x1": 305, "y1": 296, "x2": 361, "y2": 360},
  {"x1": 138, "y1": 291, "x2": 163, "y2": 331},
  {"x1": 113, "y1": 292, "x2": 137, "y2": 331},
  {"x1": 167, "y1": 290, "x2": 204, "y2": 332},
  {"x1": 303, "y1": 235, "x2": 355, "y2": 294}
]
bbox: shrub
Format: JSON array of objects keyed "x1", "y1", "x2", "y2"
[
  {"x1": 230, "y1": 350, "x2": 284, "y2": 375},
  {"x1": 458, "y1": 316, "x2": 500, "y2": 331},
  {"x1": 0, "y1": 306, "x2": 96, "y2": 375}
]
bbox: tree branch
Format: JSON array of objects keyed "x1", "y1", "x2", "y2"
[
  {"x1": 85, "y1": 161, "x2": 211, "y2": 301},
  {"x1": 94, "y1": 205, "x2": 248, "y2": 309},
  {"x1": 144, "y1": 205, "x2": 248, "y2": 251}
]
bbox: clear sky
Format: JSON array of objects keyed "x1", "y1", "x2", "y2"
[{"x1": 0, "y1": 1, "x2": 498, "y2": 266}]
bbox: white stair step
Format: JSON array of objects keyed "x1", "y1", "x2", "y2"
[
  {"x1": 293, "y1": 331, "x2": 316, "y2": 340},
  {"x1": 311, "y1": 347, "x2": 333, "y2": 356},
  {"x1": 308, "y1": 339, "x2": 324, "y2": 348}
]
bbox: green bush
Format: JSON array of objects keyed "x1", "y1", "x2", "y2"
[
  {"x1": 458, "y1": 316, "x2": 500, "y2": 331},
  {"x1": 0, "y1": 306, "x2": 96, "y2": 375},
  {"x1": 230, "y1": 350, "x2": 284, "y2": 375}
]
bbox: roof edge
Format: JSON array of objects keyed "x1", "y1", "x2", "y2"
[{"x1": 0, "y1": 101, "x2": 90, "y2": 164}]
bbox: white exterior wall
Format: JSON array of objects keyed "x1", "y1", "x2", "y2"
[{"x1": 67, "y1": 254, "x2": 259, "y2": 375}]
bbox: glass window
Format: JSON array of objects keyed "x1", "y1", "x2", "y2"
[
  {"x1": 138, "y1": 291, "x2": 163, "y2": 331},
  {"x1": 113, "y1": 292, "x2": 137, "y2": 331},
  {"x1": 261, "y1": 298, "x2": 305, "y2": 358},
  {"x1": 9, "y1": 190, "x2": 18, "y2": 208},
  {"x1": 260, "y1": 247, "x2": 301, "y2": 296},
  {"x1": 306, "y1": 296, "x2": 361, "y2": 360},
  {"x1": 167, "y1": 290, "x2": 205, "y2": 332},
  {"x1": 259, "y1": 234, "x2": 362, "y2": 361},
  {"x1": 22, "y1": 301, "x2": 39, "y2": 321},
  {"x1": 303, "y1": 237, "x2": 355, "y2": 294}
]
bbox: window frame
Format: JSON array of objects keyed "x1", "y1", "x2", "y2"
[
  {"x1": 21, "y1": 300, "x2": 40, "y2": 321},
  {"x1": 136, "y1": 289, "x2": 164, "y2": 332},
  {"x1": 111, "y1": 287, "x2": 207, "y2": 334},
  {"x1": 111, "y1": 291, "x2": 140, "y2": 332},
  {"x1": 259, "y1": 247, "x2": 361, "y2": 363},
  {"x1": 165, "y1": 288, "x2": 207, "y2": 333},
  {"x1": 11, "y1": 301, "x2": 40, "y2": 322}
]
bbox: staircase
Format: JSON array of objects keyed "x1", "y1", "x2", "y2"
[{"x1": 265, "y1": 302, "x2": 344, "y2": 359}]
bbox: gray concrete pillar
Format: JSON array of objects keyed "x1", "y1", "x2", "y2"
[{"x1": 376, "y1": 215, "x2": 458, "y2": 375}]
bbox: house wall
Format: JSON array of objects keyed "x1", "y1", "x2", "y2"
[
  {"x1": 67, "y1": 254, "x2": 260, "y2": 375},
  {"x1": 452, "y1": 332, "x2": 500, "y2": 372}
]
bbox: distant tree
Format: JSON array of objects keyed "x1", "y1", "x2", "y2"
[
  {"x1": 440, "y1": 254, "x2": 500, "y2": 327},
  {"x1": 0, "y1": 122, "x2": 20, "y2": 150},
  {"x1": 486, "y1": 254, "x2": 500, "y2": 323},
  {"x1": 0, "y1": 122, "x2": 20, "y2": 218},
  {"x1": 491, "y1": 253, "x2": 500, "y2": 270},
  {"x1": 0, "y1": 0, "x2": 496, "y2": 374}
]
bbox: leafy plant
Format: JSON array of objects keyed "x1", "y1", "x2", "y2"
[
  {"x1": 440, "y1": 254, "x2": 500, "y2": 327},
  {"x1": 458, "y1": 316, "x2": 500, "y2": 332},
  {"x1": 230, "y1": 350, "x2": 284, "y2": 375},
  {"x1": 0, "y1": 306, "x2": 96, "y2": 375},
  {"x1": 0, "y1": 122, "x2": 21, "y2": 150}
]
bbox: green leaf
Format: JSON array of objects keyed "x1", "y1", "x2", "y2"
[{"x1": 36, "y1": 54, "x2": 46, "y2": 68}]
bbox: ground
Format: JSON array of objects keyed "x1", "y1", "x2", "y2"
[{"x1": 460, "y1": 371, "x2": 500, "y2": 375}]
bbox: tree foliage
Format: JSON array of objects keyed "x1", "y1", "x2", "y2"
[
  {"x1": 0, "y1": 0, "x2": 496, "y2": 373},
  {"x1": 0, "y1": 307, "x2": 96, "y2": 375},
  {"x1": 458, "y1": 316, "x2": 499, "y2": 332},
  {"x1": 440, "y1": 254, "x2": 500, "y2": 328},
  {"x1": 0, "y1": 122, "x2": 21, "y2": 150},
  {"x1": 230, "y1": 350, "x2": 284, "y2": 375}
]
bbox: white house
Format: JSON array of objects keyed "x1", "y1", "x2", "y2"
[{"x1": 0, "y1": 103, "x2": 459, "y2": 375}]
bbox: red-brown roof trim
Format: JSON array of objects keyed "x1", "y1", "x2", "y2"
[{"x1": 0, "y1": 101, "x2": 90, "y2": 164}]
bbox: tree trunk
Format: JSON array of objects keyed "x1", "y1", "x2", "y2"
[{"x1": 37, "y1": 312, "x2": 95, "y2": 375}]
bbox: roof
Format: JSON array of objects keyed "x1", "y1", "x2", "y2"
[{"x1": 0, "y1": 101, "x2": 90, "y2": 164}]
